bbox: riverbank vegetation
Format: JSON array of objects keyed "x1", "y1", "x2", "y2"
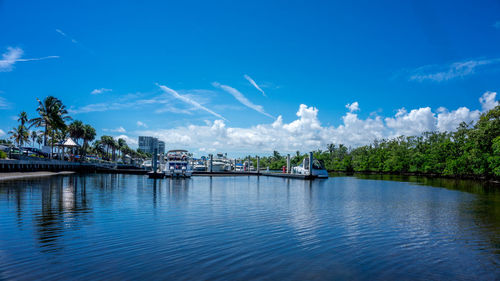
[
  {"x1": 1, "y1": 96, "x2": 148, "y2": 162},
  {"x1": 256, "y1": 105, "x2": 500, "y2": 179}
]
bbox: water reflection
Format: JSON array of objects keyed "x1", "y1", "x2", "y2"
[{"x1": 0, "y1": 174, "x2": 498, "y2": 280}]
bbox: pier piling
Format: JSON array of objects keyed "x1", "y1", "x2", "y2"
[
  {"x1": 309, "y1": 152, "x2": 313, "y2": 176},
  {"x1": 257, "y1": 156, "x2": 260, "y2": 173},
  {"x1": 286, "y1": 154, "x2": 290, "y2": 174}
]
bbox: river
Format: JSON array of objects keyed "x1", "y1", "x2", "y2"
[{"x1": 0, "y1": 174, "x2": 498, "y2": 280}]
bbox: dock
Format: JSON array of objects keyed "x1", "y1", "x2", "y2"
[
  {"x1": 0, "y1": 151, "x2": 321, "y2": 180},
  {"x1": 192, "y1": 171, "x2": 317, "y2": 180}
]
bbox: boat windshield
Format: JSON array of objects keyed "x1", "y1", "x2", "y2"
[{"x1": 312, "y1": 159, "x2": 325, "y2": 169}]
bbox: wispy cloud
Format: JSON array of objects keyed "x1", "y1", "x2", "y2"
[
  {"x1": 0, "y1": 129, "x2": 5, "y2": 137},
  {"x1": 494, "y1": 21, "x2": 500, "y2": 29},
  {"x1": 0, "y1": 47, "x2": 59, "y2": 72},
  {"x1": 244, "y1": 74, "x2": 266, "y2": 97},
  {"x1": 55, "y1": 29, "x2": 94, "y2": 53},
  {"x1": 0, "y1": 96, "x2": 8, "y2": 109},
  {"x1": 56, "y1": 29, "x2": 78, "y2": 44},
  {"x1": 156, "y1": 83, "x2": 226, "y2": 120},
  {"x1": 103, "y1": 126, "x2": 126, "y2": 133},
  {"x1": 409, "y1": 58, "x2": 500, "y2": 82},
  {"x1": 137, "y1": 121, "x2": 148, "y2": 128},
  {"x1": 91, "y1": 88, "x2": 112, "y2": 95},
  {"x1": 213, "y1": 82, "x2": 274, "y2": 118}
]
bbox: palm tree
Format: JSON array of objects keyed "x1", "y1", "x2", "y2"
[
  {"x1": 31, "y1": 131, "x2": 37, "y2": 147},
  {"x1": 30, "y1": 96, "x2": 72, "y2": 146},
  {"x1": 9, "y1": 111, "x2": 30, "y2": 148},
  {"x1": 18, "y1": 111, "x2": 28, "y2": 128},
  {"x1": 82, "y1": 124, "x2": 96, "y2": 156},
  {"x1": 92, "y1": 140, "x2": 105, "y2": 157},
  {"x1": 110, "y1": 139, "x2": 118, "y2": 161},
  {"x1": 68, "y1": 120, "x2": 85, "y2": 145},
  {"x1": 273, "y1": 150, "x2": 281, "y2": 161},
  {"x1": 118, "y1": 138, "x2": 127, "y2": 159},
  {"x1": 36, "y1": 134, "x2": 43, "y2": 148},
  {"x1": 9, "y1": 125, "x2": 29, "y2": 147},
  {"x1": 100, "y1": 135, "x2": 114, "y2": 160},
  {"x1": 327, "y1": 143, "x2": 336, "y2": 155}
]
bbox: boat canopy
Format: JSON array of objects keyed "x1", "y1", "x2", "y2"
[{"x1": 167, "y1": 149, "x2": 188, "y2": 153}]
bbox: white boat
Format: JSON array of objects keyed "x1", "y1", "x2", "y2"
[
  {"x1": 292, "y1": 157, "x2": 328, "y2": 178},
  {"x1": 211, "y1": 159, "x2": 226, "y2": 172},
  {"x1": 163, "y1": 149, "x2": 193, "y2": 177},
  {"x1": 142, "y1": 160, "x2": 152, "y2": 170},
  {"x1": 235, "y1": 163, "x2": 244, "y2": 172},
  {"x1": 209, "y1": 153, "x2": 233, "y2": 172},
  {"x1": 192, "y1": 160, "x2": 206, "y2": 171}
]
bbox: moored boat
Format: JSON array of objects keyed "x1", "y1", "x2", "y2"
[
  {"x1": 163, "y1": 149, "x2": 193, "y2": 177},
  {"x1": 292, "y1": 157, "x2": 328, "y2": 178}
]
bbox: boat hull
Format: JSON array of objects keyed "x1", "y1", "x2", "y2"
[{"x1": 165, "y1": 170, "x2": 192, "y2": 177}]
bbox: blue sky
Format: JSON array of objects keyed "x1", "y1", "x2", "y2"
[{"x1": 1, "y1": 0, "x2": 499, "y2": 155}]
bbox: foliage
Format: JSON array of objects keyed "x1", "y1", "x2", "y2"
[{"x1": 259, "y1": 105, "x2": 500, "y2": 179}]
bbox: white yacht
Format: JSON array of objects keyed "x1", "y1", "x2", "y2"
[
  {"x1": 292, "y1": 157, "x2": 328, "y2": 178},
  {"x1": 164, "y1": 149, "x2": 193, "y2": 177},
  {"x1": 209, "y1": 153, "x2": 233, "y2": 172},
  {"x1": 192, "y1": 160, "x2": 206, "y2": 171},
  {"x1": 234, "y1": 161, "x2": 254, "y2": 172}
]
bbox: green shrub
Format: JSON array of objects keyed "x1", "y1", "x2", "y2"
[{"x1": 0, "y1": 151, "x2": 7, "y2": 159}]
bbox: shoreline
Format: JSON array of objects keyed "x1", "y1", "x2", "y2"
[
  {"x1": 327, "y1": 170, "x2": 500, "y2": 184},
  {"x1": 0, "y1": 171, "x2": 76, "y2": 181}
]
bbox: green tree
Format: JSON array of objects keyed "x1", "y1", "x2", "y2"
[
  {"x1": 9, "y1": 125, "x2": 29, "y2": 147},
  {"x1": 30, "y1": 96, "x2": 72, "y2": 147}
]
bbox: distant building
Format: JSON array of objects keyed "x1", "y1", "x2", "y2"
[
  {"x1": 158, "y1": 141, "x2": 165, "y2": 154},
  {"x1": 138, "y1": 136, "x2": 159, "y2": 154}
]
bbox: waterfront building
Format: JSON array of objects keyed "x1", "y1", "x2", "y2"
[
  {"x1": 138, "y1": 136, "x2": 159, "y2": 154},
  {"x1": 158, "y1": 141, "x2": 165, "y2": 154}
]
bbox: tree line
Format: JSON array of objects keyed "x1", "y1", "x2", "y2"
[
  {"x1": 253, "y1": 105, "x2": 499, "y2": 179},
  {"x1": 3, "y1": 96, "x2": 149, "y2": 161}
]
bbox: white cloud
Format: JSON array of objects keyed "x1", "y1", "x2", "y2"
[
  {"x1": 345, "y1": 102, "x2": 359, "y2": 112},
  {"x1": 479, "y1": 91, "x2": 498, "y2": 112},
  {"x1": 212, "y1": 82, "x2": 273, "y2": 118},
  {"x1": 436, "y1": 107, "x2": 480, "y2": 132},
  {"x1": 157, "y1": 83, "x2": 226, "y2": 120},
  {"x1": 409, "y1": 58, "x2": 500, "y2": 82},
  {"x1": 114, "y1": 134, "x2": 138, "y2": 146},
  {"x1": 90, "y1": 88, "x2": 112, "y2": 95},
  {"x1": 103, "y1": 126, "x2": 126, "y2": 133},
  {"x1": 0, "y1": 129, "x2": 5, "y2": 137},
  {"x1": 136, "y1": 121, "x2": 148, "y2": 128},
  {"x1": 385, "y1": 107, "x2": 437, "y2": 136},
  {"x1": 244, "y1": 74, "x2": 266, "y2": 97},
  {"x1": 134, "y1": 92, "x2": 496, "y2": 154},
  {"x1": 0, "y1": 47, "x2": 59, "y2": 72}
]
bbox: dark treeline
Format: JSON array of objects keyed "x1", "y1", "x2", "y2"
[{"x1": 255, "y1": 105, "x2": 500, "y2": 179}]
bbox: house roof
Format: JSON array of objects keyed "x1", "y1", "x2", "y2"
[{"x1": 58, "y1": 138, "x2": 79, "y2": 147}]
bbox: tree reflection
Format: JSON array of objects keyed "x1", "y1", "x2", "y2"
[{"x1": 33, "y1": 176, "x2": 92, "y2": 253}]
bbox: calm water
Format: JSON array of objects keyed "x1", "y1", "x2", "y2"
[{"x1": 0, "y1": 174, "x2": 498, "y2": 280}]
